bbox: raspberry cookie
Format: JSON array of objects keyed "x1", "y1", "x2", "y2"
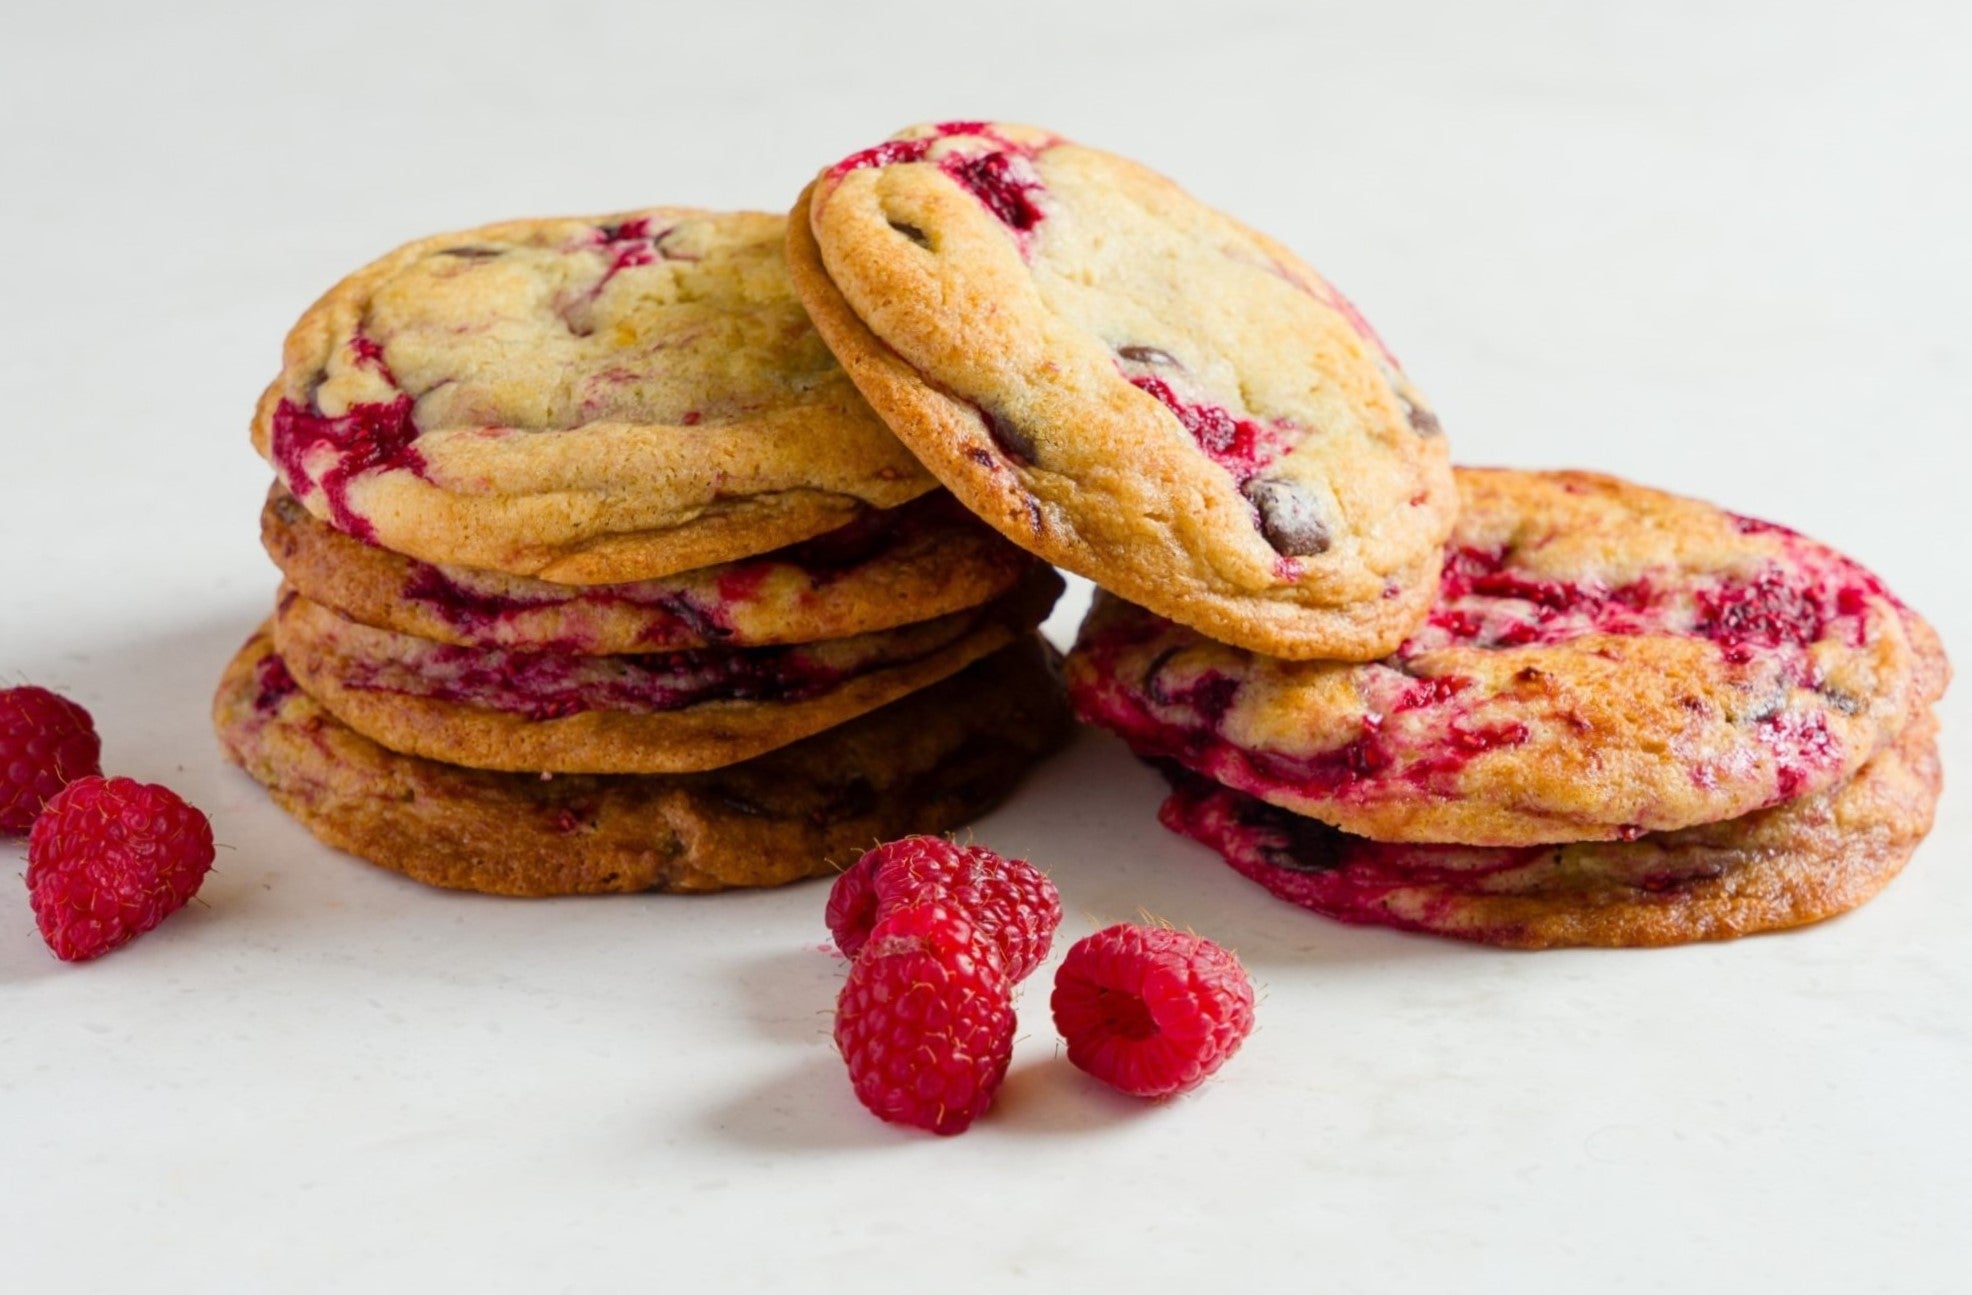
[
  {"x1": 214, "y1": 628, "x2": 1072, "y2": 896},
  {"x1": 261, "y1": 486, "x2": 1032, "y2": 654},
  {"x1": 252, "y1": 209, "x2": 934, "y2": 584},
  {"x1": 789, "y1": 121, "x2": 1456, "y2": 661},
  {"x1": 1070, "y1": 470, "x2": 1948, "y2": 846},
  {"x1": 273, "y1": 568, "x2": 1062, "y2": 774},
  {"x1": 1156, "y1": 709, "x2": 1942, "y2": 948}
]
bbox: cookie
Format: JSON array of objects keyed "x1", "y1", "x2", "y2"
[
  {"x1": 1069, "y1": 469, "x2": 1949, "y2": 846},
  {"x1": 251, "y1": 209, "x2": 935, "y2": 584},
  {"x1": 214, "y1": 626, "x2": 1072, "y2": 896},
  {"x1": 260, "y1": 485, "x2": 1033, "y2": 654},
  {"x1": 1156, "y1": 709, "x2": 1942, "y2": 949},
  {"x1": 788, "y1": 121, "x2": 1456, "y2": 661},
  {"x1": 273, "y1": 566, "x2": 1063, "y2": 774}
]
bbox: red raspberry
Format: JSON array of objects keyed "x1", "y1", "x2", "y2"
[
  {"x1": 0, "y1": 686, "x2": 103, "y2": 833},
  {"x1": 26, "y1": 775, "x2": 215, "y2": 962},
  {"x1": 1051, "y1": 924, "x2": 1255, "y2": 1099},
  {"x1": 826, "y1": 835, "x2": 1061, "y2": 981},
  {"x1": 833, "y1": 900, "x2": 1015, "y2": 1135}
]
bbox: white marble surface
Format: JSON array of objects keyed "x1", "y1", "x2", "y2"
[{"x1": 2, "y1": 2, "x2": 1967, "y2": 1291}]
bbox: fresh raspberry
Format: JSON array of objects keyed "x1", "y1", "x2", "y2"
[
  {"x1": 1051, "y1": 924, "x2": 1255, "y2": 1099},
  {"x1": 833, "y1": 900, "x2": 1015, "y2": 1135},
  {"x1": 826, "y1": 835, "x2": 1061, "y2": 981},
  {"x1": 0, "y1": 686, "x2": 103, "y2": 833},
  {"x1": 26, "y1": 776, "x2": 215, "y2": 962}
]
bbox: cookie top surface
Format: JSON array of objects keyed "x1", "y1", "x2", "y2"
[
  {"x1": 214, "y1": 626, "x2": 1072, "y2": 896},
  {"x1": 791, "y1": 121, "x2": 1455, "y2": 661},
  {"x1": 261, "y1": 485, "x2": 1034, "y2": 654},
  {"x1": 1156, "y1": 709, "x2": 1940, "y2": 949},
  {"x1": 1069, "y1": 469, "x2": 1949, "y2": 846},
  {"x1": 252, "y1": 208, "x2": 936, "y2": 584}
]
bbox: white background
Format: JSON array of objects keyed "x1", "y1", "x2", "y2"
[{"x1": 3, "y1": 2, "x2": 1967, "y2": 1291}]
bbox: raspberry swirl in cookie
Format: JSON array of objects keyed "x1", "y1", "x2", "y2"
[
  {"x1": 1069, "y1": 470, "x2": 1948, "y2": 846},
  {"x1": 261, "y1": 487, "x2": 1034, "y2": 654},
  {"x1": 1154, "y1": 709, "x2": 1941, "y2": 949}
]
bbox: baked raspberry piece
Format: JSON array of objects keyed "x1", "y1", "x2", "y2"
[
  {"x1": 1051, "y1": 924, "x2": 1255, "y2": 1099},
  {"x1": 27, "y1": 776, "x2": 216, "y2": 962},
  {"x1": 826, "y1": 835, "x2": 1061, "y2": 981},
  {"x1": 833, "y1": 900, "x2": 1015, "y2": 1135},
  {"x1": 0, "y1": 686, "x2": 102, "y2": 833}
]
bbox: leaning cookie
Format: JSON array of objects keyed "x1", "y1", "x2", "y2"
[
  {"x1": 790, "y1": 121, "x2": 1455, "y2": 661},
  {"x1": 252, "y1": 209, "x2": 935, "y2": 584},
  {"x1": 261, "y1": 486, "x2": 1033, "y2": 653},
  {"x1": 1069, "y1": 470, "x2": 1949, "y2": 846},
  {"x1": 272, "y1": 567, "x2": 1063, "y2": 774},
  {"x1": 215, "y1": 627, "x2": 1072, "y2": 895},
  {"x1": 1156, "y1": 710, "x2": 1942, "y2": 949}
]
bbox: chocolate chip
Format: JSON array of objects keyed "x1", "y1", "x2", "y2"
[
  {"x1": 1142, "y1": 648, "x2": 1185, "y2": 705},
  {"x1": 1244, "y1": 478, "x2": 1332, "y2": 556},
  {"x1": 887, "y1": 219, "x2": 930, "y2": 248},
  {"x1": 705, "y1": 788, "x2": 774, "y2": 819},
  {"x1": 1404, "y1": 399, "x2": 1443, "y2": 437},
  {"x1": 1023, "y1": 495, "x2": 1045, "y2": 536},
  {"x1": 813, "y1": 776, "x2": 878, "y2": 824},
  {"x1": 1237, "y1": 800, "x2": 1347, "y2": 873},
  {"x1": 1117, "y1": 344, "x2": 1181, "y2": 368},
  {"x1": 439, "y1": 246, "x2": 503, "y2": 260},
  {"x1": 1816, "y1": 682, "x2": 1864, "y2": 715},
  {"x1": 981, "y1": 407, "x2": 1037, "y2": 465}
]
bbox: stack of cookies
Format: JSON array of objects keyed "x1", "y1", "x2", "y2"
[
  {"x1": 782, "y1": 121, "x2": 1950, "y2": 948},
  {"x1": 214, "y1": 208, "x2": 1068, "y2": 896},
  {"x1": 216, "y1": 120, "x2": 1948, "y2": 939}
]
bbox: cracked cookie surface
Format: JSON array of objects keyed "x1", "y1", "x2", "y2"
[
  {"x1": 252, "y1": 209, "x2": 935, "y2": 584},
  {"x1": 790, "y1": 121, "x2": 1454, "y2": 661},
  {"x1": 1069, "y1": 469, "x2": 1948, "y2": 846},
  {"x1": 214, "y1": 626, "x2": 1071, "y2": 896}
]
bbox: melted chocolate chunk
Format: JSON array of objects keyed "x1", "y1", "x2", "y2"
[
  {"x1": 982, "y1": 408, "x2": 1037, "y2": 465},
  {"x1": 1141, "y1": 647, "x2": 1185, "y2": 704},
  {"x1": 1217, "y1": 778, "x2": 1348, "y2": 873},
  {"x1": 1404, "y1": 400, "x2": 1443, "y2": 437},
  {"x1": 1022, "y1": 495, "x2": 1046, "y2": 536},
  {"x1": 704, "y1": 789, "x2": 774, "y2": 819},
  {"x1": 1816, "y1": 682, "x2": 1864, "y2": 716},
  {"x1": 887, "y1": 219, "x2": 930, "y2": 248},
  {"x1": 1244, "y1": 478, "x2": 1332, "y2": 557},
  {"x1": 814, "y1": 776, "x2": 879, "y2": 824},
  {"x1": 1117, "y1": 344, "x2": 1181, "y2": 368}
]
